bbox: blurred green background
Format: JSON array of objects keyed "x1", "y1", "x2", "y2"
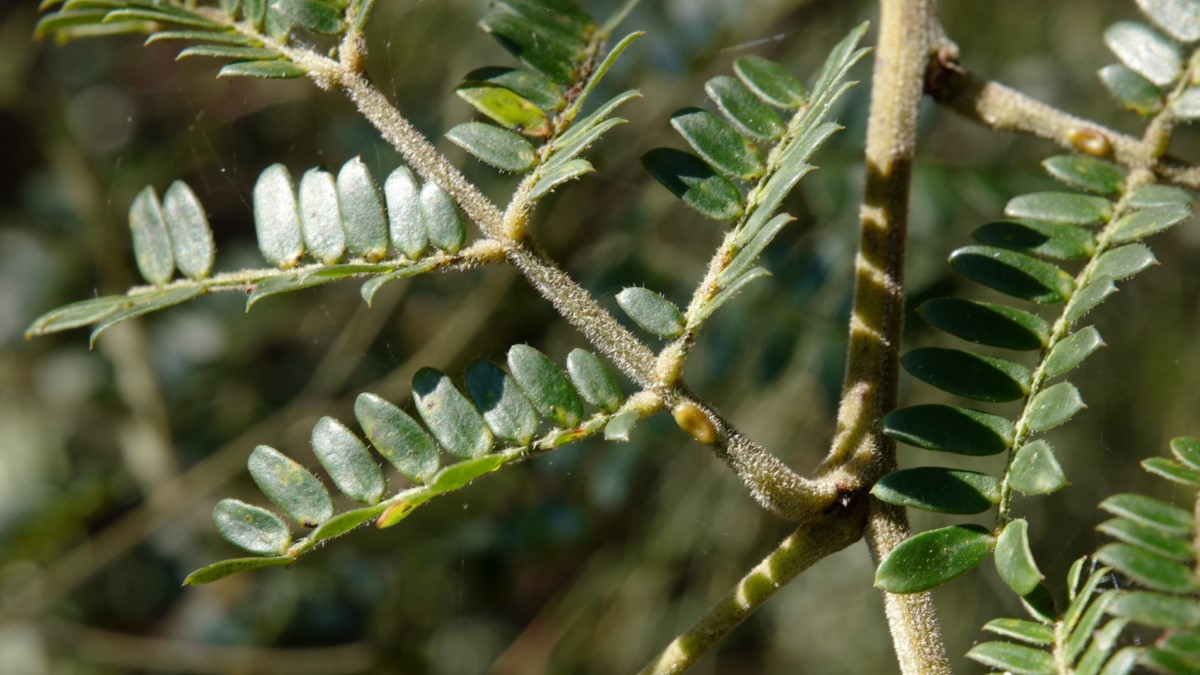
[{"x1": 2, "y1": 0, "x2": 1199, "y2": 673}]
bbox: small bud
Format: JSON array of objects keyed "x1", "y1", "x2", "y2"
[
  {"x1": 1068, "y1": 128, "x2": 1111, "y2": 157},
  {"x1": 673, "y1": 401, "x2": 717, "y2": 445}
]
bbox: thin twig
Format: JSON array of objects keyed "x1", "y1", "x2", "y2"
[
  {"x1": 926, "y1": 59, "x2": 1200, "y2": 189},
  {"x1": 637, "y1": 511, "x2": 864, "y2": 675}
]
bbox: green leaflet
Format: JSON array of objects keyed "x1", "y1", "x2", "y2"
[
  {"x1": 455, "y1": 83, "x2": 553, "y2": 137},
  {"x1": 460, "y1": 66, "x2": 566, "y2": 111},
  {"x1": 1109, "y1": 204, "x2": 1192, "y2": 243},
  {"x1": 1144, "y1": 457, "x2": 1200, "y2": 486},
  {"x1": 273, "y1": 0, "x2": 345, "y2": 35},
  {"x1": 641, "y1": 148, "x2": 744, "y2": 221},
  {"x1": 446, "y1": 122, "x2": 537, "y2": 173},
  {"x1": 1043, "y1": 326, "x2": 1105, "y2": 378},
  {"x1": 1096, "y1": 543, "x2": 1199, "y2": 593},
  {"x1": 128, "y1": 186, "x2": 175, "y2": 285},
  {"x1": 384, "y1": 166, "x2": 427, "y2": 259},
  {"x1": 212, "y1": 498, "x2": 292, "y2": 556},
  {"x1": 419, "y1": 182, "x2": 466, "y2": 254},
  {"x1": 218, "y1": 60, "x2": 307, "y2": 79},
  {"x1": 355, "y1": 392, "x2": 440, "y2": 483},
  {"x1": 412, "y1": 367, "x2": 493, "y2": 459},
  {"x1": 1097, "y1": 517, "x2": 1195, "y2": 561},
  {"x1": 1109, "y1": 591, "x2": 1200, "y2": 629},
  {"x1": 565, "y1": 349, "x2": 623, "y2": 413},
  {"x1": 480, "y1": 11, "x2": 586, "y2": 85},
  {"x1": 733, "y1": 55, "x2": 808, "y2": 108},
  {"x1": 162, "y1": 181, "x2": 215, "y2": 279},
  {"x1": 982, "y1": 619, "x2": 1054, "y2": 646},
  {"x1": 1008, "y1": 440, "x2": 1069, "y2": 495},
  {"x1": 882, "y1": 404, "x2": 1014, "y2": 456},
  {"x1": 336, "y1": 157, "x2": 389, "y2": 261},
  {"x1": 311, "y1": 416, "x2": 386, "y2": 505},
  {"x1": 972, "y1": 219, "x2": 1096, "y2": 260},
  {"x1": 1128, "y1": 184, "x2": 1192, "y2": 209},
  {"x1": 529, "y1": 159, "x2": 594, "y2": 199},
  {"x1": 875, "y1": 524, "x2": 995, "y2": 593},
  {"x1": 670, "y1": 108, "x2": 765, "y2": 181},
  {"x1": 90, "y1": 286, "x2": 204, "y2": 346},
  {"x1": 916, "y1": 298, "x2": 1049, "y2": 351},
  {"x1": 901, "y1": 347, "x2": 1032, "y2": 402},
  {"x1": 1004, "y1": 192, "x2": 1114, "y2": 225},
  {"x1": 254, "y1": 163, "x2": 305, "y2": 268},
  {"x1": 871, "y1": 467, "x2": 1000, "y2": 514},
  {"x1": 616, "y1": 287, "x2": 685, "y2": 338},
  {"x1": 1099, "y1": 493, "x2": 1193, "y2": 535},
  {"x1": 1136, "y1": 0, "x2": 1200, "y2": 42},
  {"x1": 950, "y1": 245, "x2": 1075, "y2": 303},
  {"x1": 298, "y1": 169, "x2": 346, "y2": 264},
  {"x1": 247, "y1": 445, "x2": 333, "y2": 527},
  {"x1": 507, "y1": 345, "x2": 584, "y2": 428},
  {"x1": 1172, "y1": 436, "x2": 1200, "y2": 470},
  {"x1": 183, "y1": 556, "x2": 292, "y2": 585},
  {"x1": 1105, "y1": 21, "x2": 1182, "y2": 86},
  {"x1": 994, "y1": 519, "x2": 1044, "y2": 596},
  {"x1": 1099, "y1": 63, "x2": 1164, "y2": 116},
  {"x1": 465, "y1": 358, "x2": 540, "y2": 445},
  {"x1": 1042, "y1": 155, "x2": 1126, "y2": 196},
  {"x1": 1093, "y1": 243, "x2": 1157, "y2": 280},
  {"x1": 1024, "y1": 381, "x2": 1086, "y2": 432},
  {"x1": 966, "y1": 641, "x2": 1055, "y2": 675},
  {"x1": 705, "y1": 75, "x2": 785, "y2": 140}
]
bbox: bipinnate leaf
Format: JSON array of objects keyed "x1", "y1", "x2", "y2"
[
  {"x1": 949, "y1": 246, "x2": 1074, "y2": 304},
  {"x1": 1024, "y1": 382, "x2": 1086, "y2": 432},
  {"x1": 881, "y1": 404, "x2": 1013, "y2": 456},
  {"x1": 213, "y1": 498, "x2": 291, "y2": 556},
  {"x1": 874, "y1": 524, "x2": 995, "y2": 593},
  {"x1": 1093, "y1": 243, "x2": 1157, "y2": 280},
  {"x1": 129, "y1": 186, "x2": 175, "y2": 285},
  {"x1": 566, "y1": 349, "x2": 622, "y2": 413},
  {"x1": 1009, "y1": 440, "x2": 1069, "y2": 495},
  {"x1": 1110, "y1": 591, "x2": 1200, "y2": 629},
  {"x1": 916, "y1": 298, "x2": 1049, "y2": 351},
  {"x1": 616, "y1": 287, "x2": 685, "y2": 338},
  {"x1": 966, "y1": 641, "x2": 1055, "y2": 675},
  {"x1": 901, "y1": 347, "x2": 1032, "y2": 402},
  {"x1": 1171, "y1": 436, "x2": 1200, "y2": 470},
  {"x1": 162, "y1": 181, "x2": 215, "y2": 279},
  {"x1": 384, "y1": 166, "x2": 426, "y2": 259},
  {"x1": 995, "y1": 519, "x2": 1044, "y2": 596},
  {"x1": 1105, "y1": 21, "x2": 1182, "y2": 87},
  {"x1": 465, "y1": 358, "x2": 539, "y2": 445},
  {"x1": 336, "y1": 157, "x2": 388, "y2": 261},
  {"x1": 311, "y1": 417, "x2": 385, "y2": 504},
  {"x1": 1042, "y1": 155, "x2": 1126, "y2": 196},
  {"x1": 972, "y1": 219, "x2": 1095, "y2": 260},
  {"x1": 183, "y1": 556, "x2": 292, "y2": 585},
  {"x1": 1043, "y1": 326, "x2": 1104, "y2": 378},
  {"x1": 254, "y1": 163, "x2": 304, "y2": 268},
  {"x1": 412, "y1": 367, "x2": 493, "y2": 459},
  {"x1": 871, "y1": 467, "x2": 999, "y2": 514},
  {"x1": 1096, "y1": 543, "x2": 1199, "y2": 593},
  {"x1": 670, "y1": 108, "x2": 764, "y2": 181},
  {"x1": 1005, "y1": 192, "x2": 1114, "y2": 226},
  {"x1": 1109, "y1": 204, "x2": 1191, "y2": 243},
  {"x1": 298, "y1": 169, "x2": 346, "y2": 264},
  {"x1": 1099, "y1": 63, "x2": 1165, "y2": 116},
  {"x1": 641, "y1": 148, "x2": 744, "y2": 221},
  {"x1": 982, "y1": 618, "x2": 1054, "y2": 646},
  {"x1": 733, "y1": 55, "x2": 808, "y2": 108},
  {"x1": 354, "y1": 392, "x2": 440, "y2": 483},
  {"x1": 446, "y1": 122, "x2": 537, "y2": 172},
  {"x1": 247, "y1": 445, "x2": 333, "y2": 527},
  {"x1": 705, "y1": 75, "x2": 785, "y2": 140},
  {"x1": 1136, "y1": 0, "x2": 1200, "y2": 42},
  {"x1": 507, "y1": 345, "x2": 584, "y2": 428},
  {"x1": 1100, "y1": 494, "x2": 1193, "y2": 534},
  {"x1": 420, "y1": 183, "x2": 466, "y2": 254}
]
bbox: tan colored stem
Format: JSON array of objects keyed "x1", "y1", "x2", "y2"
[
  {"x1": 638, "y1": 510, "x2": 865, "y2": 675},
  {"x1": 926, "y1": 61, "x2": 1200, "y2": 189}
]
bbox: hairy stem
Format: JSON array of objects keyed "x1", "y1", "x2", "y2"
[
  {"x1": 638, "y1": 510, "x2": 865, "y2": 675},
  {"x1": 821, "y1": 0, "x2": 951, "y2": 672},
  {"x1": 926, "y1": 61, "x2": 1200, "y2": 189}
]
